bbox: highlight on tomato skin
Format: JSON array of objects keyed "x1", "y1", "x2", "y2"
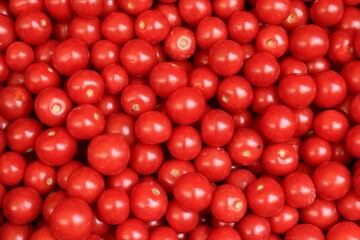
[{"x1": 1, "y1": 0, "x2": 360, "y2": 239}]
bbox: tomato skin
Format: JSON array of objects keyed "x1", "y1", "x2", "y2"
[
  {"x1": 299, "y1": 198, "x2": 339, "y2": 231},
  {"x1": 66, "y1": 167, "x2": 105, "y2": 204},
  {"x1": 228, "y1": 127, "x2": 264, "y2": 166},
  {"x1": 0, "y1": 14, "x2": 16, "y2": 51},
  {"x1": 0, "y1": 222, "x2": 34, "y2": 240},
  {"x1": 310, "y1": 0, "x2": 344, "y2": 27},
  {"x1": 130, "y1": 181, "x2": 168, "y2": 222},
  {"x1": 102, "y1": 12, "x2": 134, "y2": 45},
  {"x1": 115, "y1": 218, "x2": 149, "y2": 240},
  {"x1": 313, "y1": 110, "x2": 349, "y2": 143},
  {"x1": 246, "y1": 177, "x2": 285, "y2": 217},
  {"x1": 328, "y1": 30, "x2": 356, "y2": 64},
  {"x1": 208, "y1": 40, "x2": 244, "y2": 77},
  {"x1": 24, "y1": 62, "x2": 60, "y2": 95},
  {"x1": 285, "y1": 224, "x2": 325, "y2": 240},
  {"x1": 165, "y1": 200, "x2": 199, "y2": 233},
  {"x1": 341, "y1": 60, "x2": 360, "y2": 94},
  {"x1": 104, "y1": 113, "x2": 138, "y2": 147},
  {"x1": 24, "y1": 160, "x2": 56, "y2": 195},
  {"x1": 69, "y1": 16, "x2": 102, "y2": 47},
  {"x1": 174, "y1": 172, "x2": 213, "y2": 212},
  {"x1": 178, "y1": 0, "x2": 211, "y2": 26},
  {"x1": 260, "y1": 104, "x2": 297, "y2": 143},
  {"x1": 66, "y1": 104, "x2": 105, "y2": 140},
  {"x1": 217, "y1": 76, "x2": 253, "y2": 113},
  {"x1": 31, "y1": 225, "x2": 58, "y2": 240},
  {"x1": 70, "y1": 0, "x2": 104, "y2": 18},
  {"x1": 188, "y1": 67, "x2": 219, "y2": 100},
  {"x1": 5, "y1": 41, "x2": 34, "y2": 72},
  {"x1": 255, "y1": 25, "x2": 289, "y2": 58},
  {"x1": 135, "y1": 10, "x2": 170, "y2": 44},
  {"x1": 208, "y1": 226, "x2": 241, "y2": 240},
  {"x1": 129, "y1": 142, "x2": 164, "y2": 175},
  {"x1": 44, "y1": 0, "x2": 75, "y2": 21},
  {"x1": 196, "y1": 16, "x2": 228, "y2": 50},
  {"x1": 326, "y1": 221, "x2": 360, "y2": 240},
  {"x1": 228, "y1": 11, "x2": 259, "y2": 44},
  {"x1": 107, "y1": 168, "x2": 139, "y2": 193},
  {"x1": 52, "y1": 38, "x2": 90, "y2": 76},
  {"x1": 166, "y1": 87, "x2": 206, "y2": 125},
  {"x1": 121, "y1": 39, "x2": 158, "y2": 77},
  {"x1": 236, "y1": 213, "x2": 271, "y2": 240},
  {"x1": 0, "y1": 151, "x2": 27, "y2": 187},
  {"x1": 34, "y1": 39, "x2": 59, "y2": 64},
  {"x1": 261, "y1": 143, "x2": 299, "y2": 176},
  {"x1": 256, "y1": 0, "x2": 291, "y2": 24},
  {"x1": 164, "y1": 27, "x2": 197, "y2": 61},
  {"x1": 278, "y1": 74, "x2": 317, "y2": 109},
  {"x1": 289, "y1": 24, "x2": 329, "y2": 61},
  {"x1": 3, "y1": 186, "x2": 42, "y2": 224},
  {"x1": 212, "y1": 0, "x2": 244, "y2": 21},
  {"x1": 251, "y1": 85, "x2": 282, "y2": 115},
  {"x1": 50, "y1": 197, "x2": 94, "y2": 240},
  {"x1": 97, "y1": 188, "x2": 129, "y2": 225},
  {"x1": 301, "y1": 136, "x2": 332, "y2": 167},
  {"x1": 42, "y1": 191, "x2": 68, "y2": 224},
  {"x1": 244, "y1": 52, "x2": 280, "y2": 87},
  {"x1": 154, "y1": 3, "x2": 183, "y2": 29},
  {"x1": 119, "y1": 0, "x2": 153, "y2": 16},
  {"x1": 87, "y1": 133, "x2": 130, "y2": 176},
  {"x1": 337, "y1": 189, "x2": 360, "y2": 220},
  {"x1": 15, "y1": 9, "x2": 52, "y2": 46},
  {"x1": 135, "y1": 111, "x2": 172, "y2": 144}
]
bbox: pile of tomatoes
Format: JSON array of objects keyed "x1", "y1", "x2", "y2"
[{"x1": 1, "y1": 0, "x2": 360, "y2": 239}]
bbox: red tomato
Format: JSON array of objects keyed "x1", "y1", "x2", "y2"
[
  {"x1": 0, "y1": 222, "x2": 34, "y2": 240},
  {"x1": 236, "y1": 213, "x2": 271, "y2": 240},
  {"x1": 285, "y1": 224, "x2": 325, "y2": 240},
  {"x1": 44, "y1": 0, "x2": 75, "y2": 21},
  {"x1": 50, "y1": 197, "x2": 94, "y2": 240},
  {"x1": 70, "y1": 0, "x2": 104, "y2": 18},
  {"x1": 256, "y1": 0, "x2": 291, "y2": 24},
  {"x1": 187, "y1": 67, "x2": 219, "y2": 100},
  {"x1": 24, "y1": 160, "x2": 56, "y2": 195},
  {"x1": 228, "y1": 11, "x2": 259, "y2": 44},
  {"x1": 88, "y1": 133, "x2": 130, "y2": 175},
  {"x1": 31, "y1": 225, "x2": 57, "y2": 240},
  {"x1": 255, "y1": 25, "x2": 289, "y2": 58},
  {"x1": 310, "y1": 0, "x2": 344, "y2": 27},
  {"x1": 101, "y1": 12, "x2": 134, "y2": 45},
  {"x1": 0, "y1": 14, "x2": 16, "y2": 51},
  {"x1": 326, "y1": 221, "x2": 360, "y2": 240},
  {"x1": 130, "y1": 181, "x2": 168, "y2": 222},
  {"x1": 5, "y1": 41, "x2": 34, "y2": 72},
  {"x1": 56, "y1": 160, "x2": 85, "y2": 190},
  {"x1": 97, "y1": 188, "x2": 129, "y2": 225},
  {"x1": 104, "y1": 113, "x2": 138, "y2": 147},
  {"x1": 24, "y1": 62, "x2": 60, "y2": 95},
  {"x1": 129, "y1": 142, "x2": 164, "y2": 175},
  {"x1": 165, "y1": 200, "x2": 199, "y2": 233},
  {"x1": 196, "y1": 17, "x2": 228, "y2": 50},
  {"x1": 42, "y1": 191, "x2": 68, "y2": 224},
  {"x1": 313, "y1": 110, "x2": 349, "y2": 143},
  {"x1": 115, "y1": 218, "x2": 149, "y2": 240},
  {"x1": 337, "y1": 189, "x2": 360, "y2": 220},
  {"x1": 164, "y1": 27, "x2": 197, "y2": 61},
  {"x1": 69, "y1": 16, "x2": 102, "y2": 47},
  {"x1": 0, "y1": 151, "x2": 26, "y2": 187},
  {"x1": 3, "y1": 186, "x2": 42, "y2": 224}
]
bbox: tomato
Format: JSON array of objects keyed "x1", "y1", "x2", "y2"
[
  {"x1": 5, "y1": 41, "x2": 34, "y2": 72},
  {"x1": 334, "y1": 7, "x2": 360, "y2": 33},
  {"x1": 261, "y1": 143, "x2": 299, "y2": 176},
  {"x1": 194, "y1": 147, "x2": 232, "y2": 182},
  {"x1": 188, "y1": 67, "x2": 219, "y2": 101},
  {"x1": 208, "y1": 226, "x2": 241, "y2": 240},
  {"x1": 228, "y1": 11, "x2": 258, "y2": 44},
  {"x1": 119, "y1": 0, "x2": 153, "y2": 16},
  {"x1": 52, "y1": 38, "x2": 89, "y2": 76},
  {"x1": 328, "y1": 30, "x2": 356, "y2": 64},
  {"x1": 313, "y1": 110, "x2": 349, "y2": 143},
  {"x1": 0, "y1": 129, "x2": 5, "y2": 154},
  {"x1": 246, "y1": 177, "x2": 285, "y2": 217},
  {"x1": 299, "y1": 198, "x2": 339, "y2": 231},
  {"x1": 66, "y1": 167, "x2": 105, "y2": 204},
  {"x1": 101, "y1": 12, "x2": 134, "y2": 45},
  {"x1": 15, "y1": 9, "x2": 52, "y2": 45},
  {"x1": 289, "y1": 24, "x2": 329, "y2": 61},
  {"x1": 135, "y1": 10, "x2": 170, "y2": 44},
  {"x1": 244, "y1": 52, "x2": 280, "y2": 87},
  {"x1": 236, "y1": 213, "x2": 271, "y2": 240},
  {"x1": 279, "y1": 56, "x2": 308, "y2": 77},
  {"x1": 87, "y1": 133, "x2": 130, "y2": 175},
  {"x1": 135, "y1": 111, "x2": 172, "y2": 144},
  {"x1": 300, "y1": 136, "x2": 332, "y2": 167},
  {"x1": 260, "y1": 104, "x2": 297, "y2": 143},
  {"x1": 115, "y1": 218, "x2": 149, "y2": 240},
  {"x1": 0, "y1": 14, "x2": 16, "y2": 51},
  {"x1": 284, "y1": 224, "x2": 325, "y2": 240},
  {"x1": 165, "y1": 200, "x2": 199, "y2": 233},
  {"x1": 268, "y1": 205, "x2": 299, "y2": 234},
  {"x1": 129, "y1": 142, "x2": 164, "y2": 175},
  {"x1": 210, "y1": 184, "x2": 247, "y2": 223},
  {"x1": 154, "y1": 3, "x2": 183, "y2": 28},
  {"x1": 228, "y1": 127, "x2": 264, "y2": 166},
  {"x1": 149, "y1": 226, "x2": 177, "y2": 240},
  {"x1": 66, "y1": 104, "x2": 105, "y2": 140},
  {"x1": 278, "y1": 74, "x2": 317, "y2": 109},
  {"x1": 121, "y1": 39, "x2": 158, "y2": 77},
  {"x1": 24, "y1": 160, "x2": 56, "y2": 195},
  {"x1": 104, "y1": 113, "x2": 138, "y2": 147},
  {"x1": 42, "y1": 191, "x2": 68, "y2": 224},
  {"x1": 251, "y1": 85, "x2": 282, "y2": 115},
  {"x1": 130, "y1": 181, "x2": 168, "y2": 221},
  {"x1": 44, "y1": 0, "x2": 75, "y2": 21},
  {"x1": 35, "y1": 87, "x2": 73, "y2": 127},
  {"x1": 217, "y1": 76, "x2": 253, "y2": 113},
  {"x1": 208, "y1": 40, "x2": 244, "y2": 76},
  {"x1": 56, "y1": 161, "x2": 84, "y2": 190},
  {"x1": 69, "y1": 16, "x2": 102, "y2": 47},
  {"x1": 149, "y1": 62, "x2": 188, "y2": 98},
  {"x1": 0, "y1": 151, "x2": 26, "y2": 186},
  {"x1": 106, "y1": 168, "x2": 139, "y2": 194},
  {"x1": 157, "y1": 159, "x2": 195, "y2": 194},
  {"x1": 0, "y1": 222, "x2": 34, "y2": 240},
  {"x1": 293, "y1": 107, "x2": 314, "y2": 137},
  {"x1": 212, "y1": 0, "x2": 244, "y2": 21},
  {"x1": 337, "y1": 189, "x2": 360, "y2": 220},
  {"x1": 178, "y1": 0, "x2": 211, "y2": 26},
  {"x1": 312, "y1": 161, "x2": 352, "y2": 200},
  {"x1": 166, "y1": 87, "x2": 206, "y2": 125},
  {"x1": 3, "y1": 186, "x2": 42, "y2": 224},
  {"x1": 167, "y1": 125, "x2": 202, "y2": 161},
  {"x1": 52, "y1": 21, "x2": 70, "y2": 42},
  {"x1": 5, "y1": 117, "x2": 43, "y2": 154},
  {"x1": 164, "y1": 27, "x2": 196, "y2": 61},
  {"x1": 341, "y1": 60, "x2": 360, "y2": 94},
  {"x1": 327, "y1": 221, "x2": 360, "y2": 240},
  {"x1": 188, "y1": 224, "x2": 211, "y2": 240},
  {"x1": 50, "y1": 197, "x2": 94, "y2": 240},
  {"x1": 174, "y1": 172, "x2": 213, "y2": 212},
  {"x1": 70, "y1": 0, "x2": 103, "y2": 18},
  {"x1": 310, "y1": 0, "x2": 344, "y2": 27},
  {"x1": 196, "y1": 17, "x2": 227, "y2": 50},
  {"x1": 97, "y1": 188, "x2": 129, "y2": 225},
  {"x1": 34, "y1": 39, "x2": 59, "y2": 64},
  {"x1": 24, "y1": 62, "x2": 60, "y2": 95},
  {"x1": 256, "y1": 0, "x2": 291, "y2": 24},
  {"x1": 121, "y1": 84, "x2": 157, "y2": 117},
  {"x1": 31, "y1": 225, "x2": 58, "y2": 240},
  {"x1": 281, "y1": 0, "x2": 308, "y2": 32}
]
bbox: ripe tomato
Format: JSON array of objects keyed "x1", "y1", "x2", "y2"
[
  {"x1": 246, "y1": 177, "x2": 285, "y2": 217},
  {"x1": 69, "y1": 16, "x2": 102, "y2": 47},
  {"x1": 24, "y1": 160, "x2": 56, "y2": 195},
  {"x1": 165, "y1": 200, "x2": 199, "y2": 233},
  {"x1": 337, "y1": 189, "x2": 360, "y2": 220},
  {"x1": 327, "y1": 221, "x2": 360, "y2": 240},
  {"x1": 0, "y1": 151, "x2": 26, "y2": 186},
  {"x1": 102, "y1": 12, "x2": 134, "y2": 45},
  {"x1": 255, "y1": 25, "x2": 289, "y2": 58},
  {"x1": 0, "y1": 222, "x2": 34, "y2": 240},
  {"x1": 50, "y1": 197, "x2": 94, "y2": 240},
  {"x1": 3, "y1": 186, "x2": 42, "y2": 224},
  {"x1": 130, "y1": 181, "x2": 168, "y2": 222},
  {"x1": 70, "y1": 0, "x2": 104, "y2": 18},
  {"x1": 228, "y1": 11, "x2": 259, "y2": 44},
  {"x1": 285, "y1": 224, "x2": 325, "y2": 240},
  {"x1": 236, "y1": 213, "x2": 271, "y2": 240},
  {"x1": 188, "y1": 66, "x2": 219, "y2": 100},
  {"x1": 56, "y1": 160, "x2": 85, "y2": 190},
  {"x1": 115, "y1": 218, "x2": 149, "y2": 240},
  {"x1": 196, "y1": 16, "x2": 228, "y2": 50},
  {"x1": 269, "y1": 205, "x2": 299, "y2": 234},
  {"x1": 5, "y1": 41, "x2": 34, "y2": 72},
  {"x1": 313, "y1": 110, "x2": 349, "y2": 143},
  {"x1": 42, "y1": 191, "x2": 68, "y2": 224},
  {"x1": 129, "y1": 142, "x2": 164, "y2": 175},
  {"x1": 44, "y1": 0, "x2": 74, "y2": 21},
  {"x1": 135, "y1": 10, "x2": 170, "y2": 44},
  {"x1": 210, "y1": 184, "x2": 247, "y2": 223},
  {"x1": 0, "y1": 14, "x2": 16, "y2": 51},
  {"x1": 97, "y1": 188, "x2": 129, "y2": 225},
  {"x1": 208, "y1": 226, "x2": 241, "y2": 240},
  {"x1": 256, "y1": 0, "x2": 291, "y2": 24},
  {"x1": 87, "y1": 133, "x2": 130, "y2": 175},
  {"x1": 310, "y1": 0, "x2": 344, "y2": 27},
  {"x1": 212, "y1": 0, "x2": 244, "y2": 21},
  {"x1": 164, "y1": 27, "x2": 197, "y2": 61}
]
